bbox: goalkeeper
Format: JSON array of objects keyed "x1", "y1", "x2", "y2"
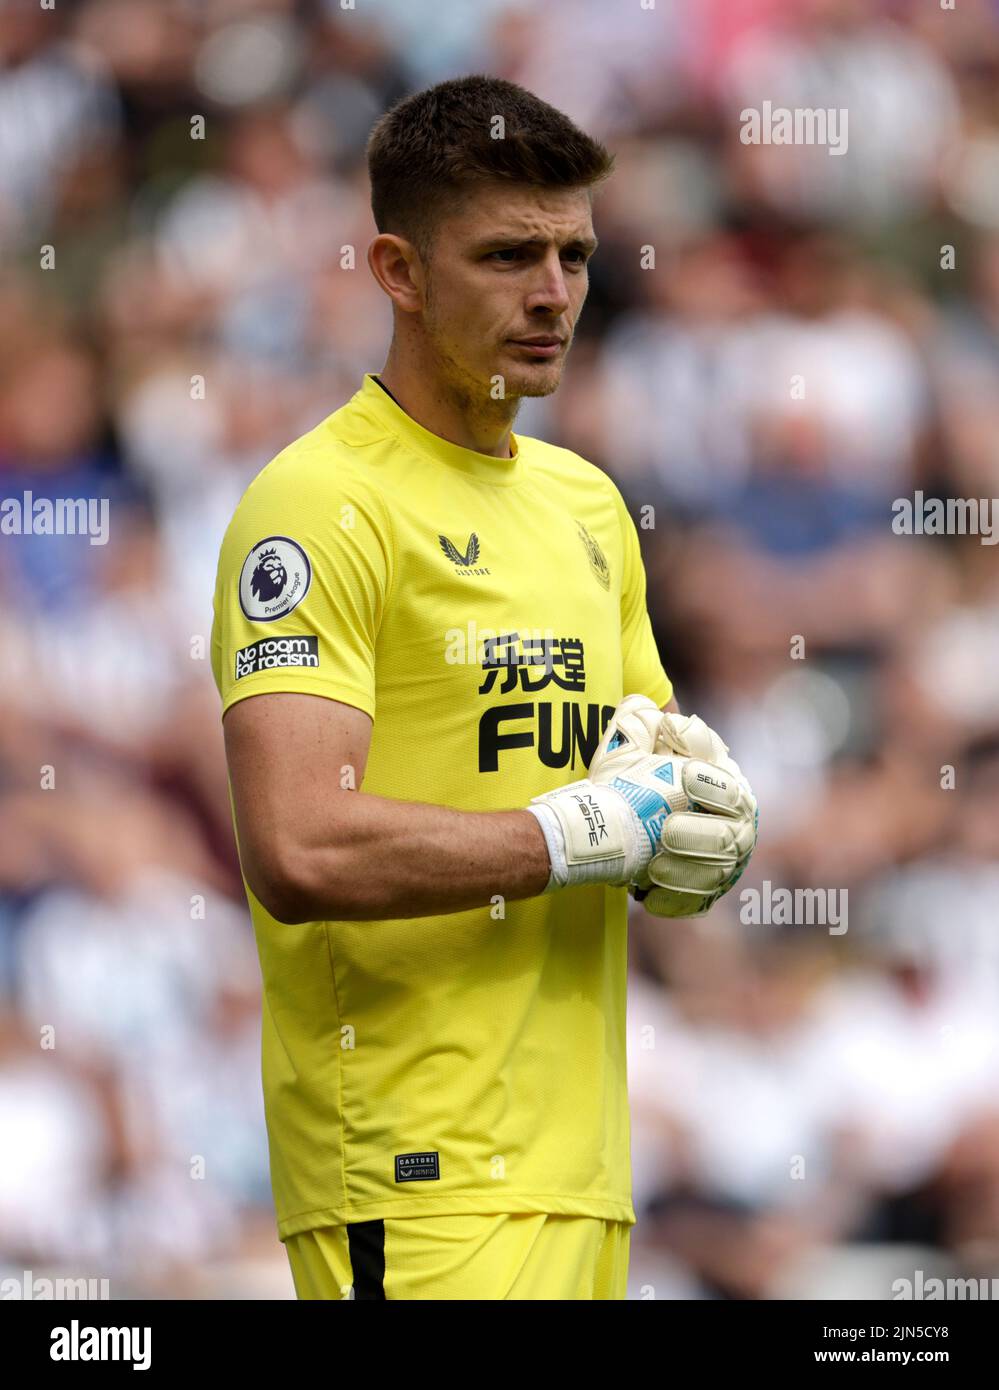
[{"x1": 212, "y1": 74, "x2": 758, "y2": 1302}]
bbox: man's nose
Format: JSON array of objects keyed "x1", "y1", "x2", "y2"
[{"x1": 524, "y1": 251, "x2": 571, "y2": 317}]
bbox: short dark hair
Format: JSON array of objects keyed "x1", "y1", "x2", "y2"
[{"x1": 366, "y1": 75, "x2": 614, "y2": 256}]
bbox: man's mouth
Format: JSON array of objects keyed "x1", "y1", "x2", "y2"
[{"x1": 508, "y1": 336, "x2": 565, "y2": 358}]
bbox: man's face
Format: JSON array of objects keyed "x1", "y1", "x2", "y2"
[{"x1": 418, "y1": 182, "x2": 597, "y2": 400}]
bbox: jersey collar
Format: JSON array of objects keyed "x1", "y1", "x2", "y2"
[{"x1": 359, "y1": 373, "x2": 525, "y2": 486}]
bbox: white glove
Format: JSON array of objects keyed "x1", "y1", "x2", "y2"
[
  {"x1": 589, "y1": 694, "x2": 757, "y2": 917},
  {"x1": 527, "y1": 716, "x2": 690, "y2": 892}
]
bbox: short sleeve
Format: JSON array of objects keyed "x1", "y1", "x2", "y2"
[
  {"x1": 210, "y1": 445, "x2": 393, "y2": 721},
  {"x1": 610, "y1": 483, "x2": 673, "y2": 709}
]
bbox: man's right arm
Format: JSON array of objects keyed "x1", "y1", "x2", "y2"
[{"x1": 224, "y1": 691, "x2": 553, "y2": 923}]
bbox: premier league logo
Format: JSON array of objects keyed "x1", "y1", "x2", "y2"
[
  {"x1": 251, "y1": 547, "x2": 288, "y2": 603},
  {"x1": 239, "y1": 536, "x2": 311, "y2": 621}
]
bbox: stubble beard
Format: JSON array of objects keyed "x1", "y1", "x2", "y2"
[
  {"x1": 424, "y1": 319, "x2": 566, "y2": 416},
  {"x1": 422, "y1": 265, "x2": 567, "y2": 407}
]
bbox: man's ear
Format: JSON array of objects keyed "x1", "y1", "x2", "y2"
[{"x1": 367, "y1": 233, "x2": 424, "y2": 314}]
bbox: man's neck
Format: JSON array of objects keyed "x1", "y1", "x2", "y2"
[{"x1": 376, "y1": 358, "x2": 517, "y2": 459}]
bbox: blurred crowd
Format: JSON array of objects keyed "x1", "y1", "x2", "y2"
[{"x1": 2, "y1": 0, "x2": 999, "y2": 1299}]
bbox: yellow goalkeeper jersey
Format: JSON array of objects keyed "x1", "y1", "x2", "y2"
[{"x1": 210, "y1": 373, "x2": 671, "y2": 1239}]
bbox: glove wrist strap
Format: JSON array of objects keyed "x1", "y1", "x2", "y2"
[{"x1": 528, "y1": 782, "x2": 638, "y2": 888}]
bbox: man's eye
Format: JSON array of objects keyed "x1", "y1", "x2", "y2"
[
  {"x1": 563, "y1": 250, "x2": 588, "y2": 265},
  {"x1": 490, "y1": 248, "x2": 523, "y2": 262}
]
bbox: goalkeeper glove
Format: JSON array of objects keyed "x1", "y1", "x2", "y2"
[
  {"x1": 526, "y1": 694, "x2": 757, "y2": 917},
  {"x1": 590, "y1": 694, "x2": 757, "y2": 916}
]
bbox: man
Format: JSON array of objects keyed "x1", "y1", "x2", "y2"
[{"x1": 210, "y1": 75, "x2": 757, "y2": 1300}]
